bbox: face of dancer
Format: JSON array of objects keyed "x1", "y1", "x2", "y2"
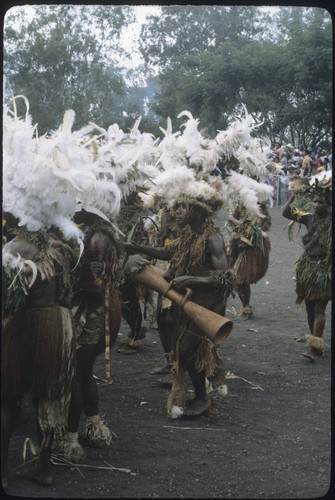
[
  {"x1": 173, "y1": 202, "x2": 188, "y2": 225},
  {"x1": 313, "y1": 195, "x2": 329, "y2": 216},
  {"x1": 172, "y1": 202, "x2": 207, "y2": 228}
]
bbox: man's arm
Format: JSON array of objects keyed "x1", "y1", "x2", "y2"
[
  {"x1": 282, "y1": 192, "x2": 310, "y2": 225},
  {"x1": 123, "y1": 241, "x2": 172, "y2": 261},
  {"x1": 282, "y1": 192, "x2": 299, "y2": 221}
]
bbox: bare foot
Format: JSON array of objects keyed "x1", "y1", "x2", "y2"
[
  {"x1": 126, "y1": 327, "x2": 147, "y2": 340},
  {"x1": 16, "y1": 467, "x2": 53, "y2": 486},
  {"x1": 301, "y1": 351, "x2": 316, "y2": 362},
  {"x1": 237, "y1": 312, "x2": 252, "y2": 321},
  {"x1": 118, "y1": 336, "x2": 144, "y2": 354},
  {"x1": 238, "y1": 306, "x2": 253, "y2": 321},
  {"x1": 117, "y1": 345, "x2": 141, "y2": 355},
  {"x1": 156, "y1": 373, "x2": 174, "y2": 388},
  {"x1": 150, "y1": 363, "x2": 172, "y2": 375},
  {"x1": 182, "y1": 397, "x2": 212, "y2": 417},
  {"x1": 301, "y1": 349, "x2": 323, "y2": 362}
]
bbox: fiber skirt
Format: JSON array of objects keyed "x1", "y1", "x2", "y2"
[
  {"x1": 295, "y1": 254, "x2": 332, "y2": 304},
  {"x1": 231, "y1": 237, "x2": 271, "y2": 285},
  {"x1": 2, "y1": 306, "x2": 75, "y2": 399}
]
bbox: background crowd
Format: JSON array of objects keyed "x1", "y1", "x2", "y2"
[{"x1": 266, "y1": 143, "x2": 332, "y2": 206}]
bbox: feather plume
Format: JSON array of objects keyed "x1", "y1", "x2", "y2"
[
  {"x1": 4, "y1": 95, "x2": 275, "y2": 238},
  {"x1": 134, "y1": 106, "x2": 271, "y2": 214},
  {"x1": 214, "y1": 105, "x2": 257, "y2": 158},
  {"x1": 3, "y1": 98, "x2": 123, "y2": 240},
  {"x1": 226, "y1": 171, "x2": 273, "y2": 217},
  {"x1": 61, "y1": 109, "x2": 76, "y2": 134},
  {"x1": 177, "y1": 111, "x2": 209, "y2": 168}
]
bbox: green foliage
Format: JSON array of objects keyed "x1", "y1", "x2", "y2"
[
  {"x1": 286, "y1": 192, "x2": 313, "y2": 242},
  {"x1": 291, "y1": 192, "x2": 314, "y2": 213},
  {"x1": 3, "y1": 5, "x2": 332, "y2": 147},
  {"x1": 4, "y1": 5, "x2": 138, "y2": 133},
  {"x1": 296, "y1": 253, "x2": 331, "y2": 296},
  {"x1": 250, "y1": 225, "x2": 265, "y2": 254},
  {"x1": 142, "y1": 5, "x2": 332, "y2": 147}
]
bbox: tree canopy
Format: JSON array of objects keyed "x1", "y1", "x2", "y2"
[
  {"x1": 3, "y1": 5, "x2": 332, "y2": 148},
  {"x1": 4, "y1": 5, "x2": 140, "y2": 133},
  {"x1": 141, "y1": 5, "x2": 332, "y2": 148}
]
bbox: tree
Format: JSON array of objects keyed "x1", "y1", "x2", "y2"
[
  {"x1": 274, "y1": 7, "x2": 333, "y2": 147},
  {"x1": 139, "y1": 5, "x2": 271, "y2": 70},
  {"x1": 3, "y1": 5, "x2": 137, "y2": 133},
  {"x1": 141, "y1": 6, "x2": 332, "y2": 148},
  {"x1": 4, "y1": 5, "x2": 332, "y2": 149}
]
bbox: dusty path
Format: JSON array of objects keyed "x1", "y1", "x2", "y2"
[{"x1": 3, "y1": 207, "x2": 332, "y2": 498}]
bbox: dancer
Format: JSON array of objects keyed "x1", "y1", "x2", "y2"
[
  {"x1": 117, "y1": 193, "x2": 155, "y2": 354},
  {"x1": 282, "y1": 185, "x2": 332, "y2": 361},
  {"x1": 227, "y1": 201, "x2": 271, "y2": 319},
  {"x1": 2, "y1": 228, "x2": 76, "y2": 488},
  {"x1": 60, "y1": 212, "x2": 122, "y2": 461},
  {"x1": 124, "y1": 193, "x2": 232, "y2": 418}
]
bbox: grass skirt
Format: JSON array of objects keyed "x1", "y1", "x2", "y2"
[
  {"x1": 2, "y1": 306, "x2": 75, "y2": 431},
  {"x1": 231, "y1": 237, "x2": 270, "y2": 285},
  {"x1": 295, "y1": 254, "x2": 331, "y2": 304}
]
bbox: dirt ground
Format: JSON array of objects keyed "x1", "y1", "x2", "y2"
[{"x1": 3, "y1": 207, "x2": 332, "y2": 499}]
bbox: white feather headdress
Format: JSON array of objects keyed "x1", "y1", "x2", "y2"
[
  {"x1": 226, "y1": 171, "x2": 273, "y2": 218},
  {"x1": 138, "y1": 107, "x2": 273, "y2": 216},
  {"x1": 87, "y1": 117, "x2": 159, "y2": 200},
  {"x1": 3, "y1": 96, "x2": 274, "y2": 235},
  {"x1": 3, "y1": 96, "x2": 122, "y2": 241}
]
